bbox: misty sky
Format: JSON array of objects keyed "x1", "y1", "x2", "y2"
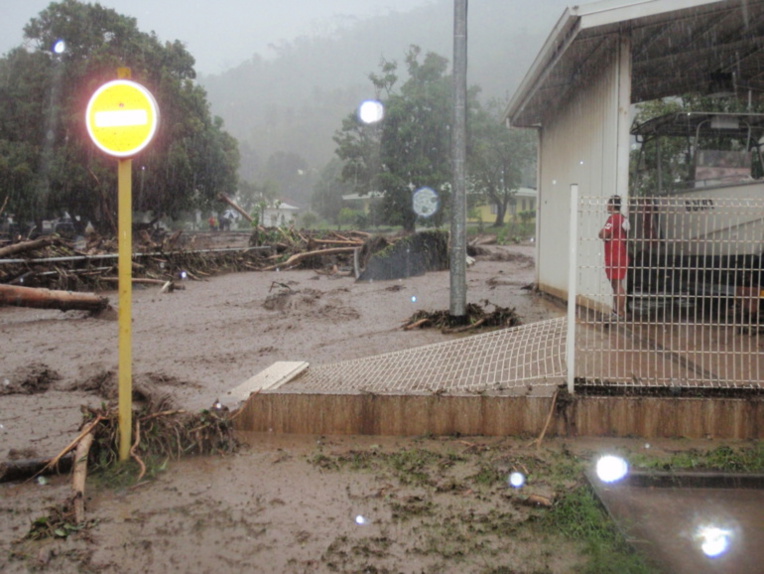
[{"x1": 3, "y1": 0, "x2": 434, "y2": 74}]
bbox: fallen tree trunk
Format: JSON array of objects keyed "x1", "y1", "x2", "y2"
[
  {"x1": 72, "y1": 432, "x2": 94, "y2": 524},
  {"x1": 0, "y1": 237, "x2": 55, "y2": 259},
  {"x1": 0, "y1": 284, "x2": 110, "y2": 312},
  {"x1": 217, "y1": 193, "x2": 254, "y2": 223},
  {"x1": 311, "y1": 238, "x2": 364, "y2": 247},
  {"x1": 262, "y1": 246, "x2": 357, "y2": 271},
  {"x1": 0, "y1": 454, "x2": 73, "y2": 483}
]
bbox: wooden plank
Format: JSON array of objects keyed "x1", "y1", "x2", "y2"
[{"x1": 226, "y1": 361, "x2": 309, "y2": 404}]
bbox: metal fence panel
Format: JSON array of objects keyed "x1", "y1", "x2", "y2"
[{"x1": 576, "y1": 195, "x2": 764, "y2": 389}]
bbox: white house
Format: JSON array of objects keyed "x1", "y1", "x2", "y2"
[{"x1": 262, "y1": 201, "x2": 299, "y2": 227}]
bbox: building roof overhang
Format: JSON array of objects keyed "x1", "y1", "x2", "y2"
[{"x1": 506, "y1": 0, "x2": 764, "y2": 127}]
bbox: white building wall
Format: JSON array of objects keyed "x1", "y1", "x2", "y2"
[{"x1": 536, "y1": 36, "x2": 624, "y2": 307}]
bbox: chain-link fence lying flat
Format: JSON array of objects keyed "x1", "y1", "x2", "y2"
[
  {"x1": 285, "y1": 317, "x2": 567, "y2": 394},
  {"x1": 577, "y1": 195, "x2": 764, "y2": 389}
]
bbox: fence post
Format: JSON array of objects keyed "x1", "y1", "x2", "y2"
[{"x1": 566, "y1": 184, "x2": 579, "y2": 395}]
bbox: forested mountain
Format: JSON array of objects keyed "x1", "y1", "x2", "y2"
[{"x1": 199, "y1": 0, "x2": 570, "y2": 204}]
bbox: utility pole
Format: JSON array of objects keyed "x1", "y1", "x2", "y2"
[{"x1": 450, "y1": 0, "x2": 468, "y2": 317}]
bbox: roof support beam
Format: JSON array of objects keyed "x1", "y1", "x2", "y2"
[{"x1": 616, "y1": 30, "x2": 633, "y2": 200}]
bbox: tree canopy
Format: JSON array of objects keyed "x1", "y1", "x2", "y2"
[
  {"x1": 0, "y1": 0, "x2": 239, "y2": 232},
  {"x1": 468, "y1": 99, "x2": 536, "y2": 226},
  {"x1": 333, "y1": 46, "x2": 454, "y2": 232},
  {"x1": 330, "y1": 46, "x2": 537, "y2": 231}
]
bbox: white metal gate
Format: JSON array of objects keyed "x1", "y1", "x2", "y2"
[{"x1": 571, "y1": 191, "x2": 764, "y2": 390}]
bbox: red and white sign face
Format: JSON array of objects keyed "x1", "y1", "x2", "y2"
[{"x1": 86, "y1": 80, "x2": 159, "y2": 158}]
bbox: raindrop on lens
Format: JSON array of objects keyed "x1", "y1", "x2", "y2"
[
  {"x1": 509, "y1": 472, "x2": 525, "y2": 488},
  {"x1": 698, "y1": 526, "x2": 731, "y2": 557},
  {"x1": 52, "y1": 39, "x2": 66, "y2": 54},
  {"x1": 596, "y1": 455, "x2": 629, "y2": 483},
  {"x1": 358, "y1": 100, "x2": 384, "y2": 124}
]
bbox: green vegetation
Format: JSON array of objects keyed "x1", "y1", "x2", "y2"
[
  {"x1": 331, "y1": 46, "x2": 537, "y2": 232},
  {"x1": 0, "y1": 0, "x2": 238, "y2": 233},
  {"x1": 629, "y1": 442, "x2": 764, "y2": 473},
  {"x1": 542, "y1": 485, "x2": 652, "y2": 574}
]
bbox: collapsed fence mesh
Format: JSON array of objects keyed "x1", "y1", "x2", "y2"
[
  {"x1": 285, "y1": 317, "x2": 567, "y2": 394},
  {"x1": 577, "y1": 195, "x2": 764, "y2": 389}
]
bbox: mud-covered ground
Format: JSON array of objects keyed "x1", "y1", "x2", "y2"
[{"x1": 0, "y1": 241, "x2": 707, "y2": 573}]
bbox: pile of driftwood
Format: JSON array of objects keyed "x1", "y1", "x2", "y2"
[
  {"x1": 0, "y1": 227, "x2": 369, "y2": 293},
  {"x1": 402, "y1": 300, "x2": 522, "y2": 333},
  {"x1": 254, "y1": 227, "x2": 371, "y2": 272},
  {"x1": 6, "y1": 400, "x2": 237, "y2": 539}
]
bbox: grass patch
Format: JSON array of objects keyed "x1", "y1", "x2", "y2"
[
  {"x1": 539, "y1": 485, "x2": 652, "y2": 574},
  {"x1": 630, "y1": 443, "x2": 764, "y2": 473}
]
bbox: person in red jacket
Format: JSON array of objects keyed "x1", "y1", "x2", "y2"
[{"x1": 598, "y1": 195, "x2": 630, "y2": 319}]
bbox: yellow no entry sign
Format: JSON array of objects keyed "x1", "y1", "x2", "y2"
[{"x1": 86, "y1": 79, "x2": 159, "y2": 158}]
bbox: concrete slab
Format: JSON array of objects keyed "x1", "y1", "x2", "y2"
[
  {"x1": 225, "y1": 361, "x2": 309, "y2": 405},
  {"x1": 590, "y1": 471, "x2": 764, "y2": 573}
]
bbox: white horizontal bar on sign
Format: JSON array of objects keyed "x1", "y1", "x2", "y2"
[{"x1": 95, "y1": 109, "x2": 148, "y2": 128}]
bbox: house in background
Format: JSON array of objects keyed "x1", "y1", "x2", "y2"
[
  {"x1": 342, "y1": 191, "x2": 383, "y2": 214},
  {"x1": 469, "y1": 187, "x2": 537, "y2": 225},
  {"x1": 262, "y1": 200, "x2": 300, "y2": 227}
]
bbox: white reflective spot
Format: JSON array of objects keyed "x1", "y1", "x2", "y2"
[
  {"x1": 509, "y1": 472, "x2": 525, "y2": 488},
  {"x1": 180, "y1": 271, "x2": 188, "y2": 280},
  {"x1": 37, "y1": 476, "x2": 48, "y2": 486},
  {"x1": 412, "y1": 187, "x2": 439, "y2": 217},
  {"x1": 697, "y1": 526, "x2": 732, "y2": 557},
  {"x1": 53, "y1": 39, "x2": 66, "y2": 54},
  {"x1": 95, "y1": 109, "x2": 148, "y2": 128},
  {"x1": 355, "y1": 515, "x2": 368, "y2": 525},
  {"x1": 358, "y1": 100, "x2": 384, "y2": 124},
  {"x1": 411, "y1": 296, "x2": 417, "y2": 303},
  {"x1": 596, "y1": 455, "x2": 629, "y2": 483}
]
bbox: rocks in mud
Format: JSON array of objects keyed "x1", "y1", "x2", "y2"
[
  {"x1": 0, "y1": 362, "x2": 60, "y2": 395},
  {"x1": 65, "y1": 370, "x2": 195, "y2": 410},
  {"x1": 263, "y1": 285, "x2": 360, "y2": 321}
]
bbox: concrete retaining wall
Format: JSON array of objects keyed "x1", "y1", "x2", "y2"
[{"x1": 233, "y1": 393, "x2": 763, "y2": 439}]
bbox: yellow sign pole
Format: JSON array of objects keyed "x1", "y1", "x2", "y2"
[
  {"x1": 117, "y1": 157, "x2": 133, "y2": 461},
  {"x1": 85, "y1": 69, "x2": 158, "y2": 462}
]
